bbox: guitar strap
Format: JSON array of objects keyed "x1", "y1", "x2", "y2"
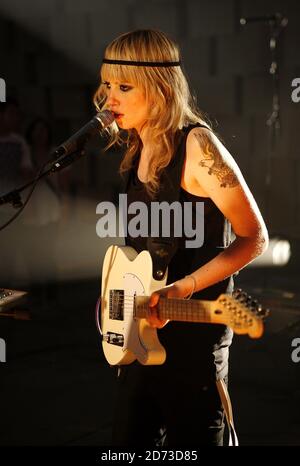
[
  {"x1": 216, "y1": 379, "x2": 239, "y2": 446},
  {"x1": 146, "y1": 127, "x2": 186, "y2": 280}
]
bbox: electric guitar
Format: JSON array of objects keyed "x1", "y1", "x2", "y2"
[{"x1": 100, "y1": 245, "x2": 268, "y2": 366}]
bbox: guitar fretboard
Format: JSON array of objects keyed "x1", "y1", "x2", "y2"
[{"x1": 135, "y1": 297, "x2": 221, "y2": 324}]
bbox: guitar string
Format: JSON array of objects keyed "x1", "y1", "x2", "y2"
[
  {"x1": 108, "y1": 297, "x2": 255, "y2": 312},
  {"x1": 107, "y1": 306, "x2": 254, "y2": 322},
  {"x1": 108, "y1": 296, "x2": 254, "y2": 311},
  {"x1": 109, "y1": 297, "x2": 210, "y2": 317},
  {"x1": 108, "y1": 294, "x2": 244, "y2": 305},
  {"x1": 108, "y1": 296, "x2": 257, "y2": 314},
  {"x1": 105, "y1": 294, "x2": 259, "y2": 321}
]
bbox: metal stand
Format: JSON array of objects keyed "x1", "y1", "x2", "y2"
[{"x1": 265, "y1": 16, "x2": 288, "y2": 225}]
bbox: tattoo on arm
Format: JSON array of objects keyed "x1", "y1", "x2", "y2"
[{"x1": 194, "y1": 131, "x2": 239, "y2": 188}]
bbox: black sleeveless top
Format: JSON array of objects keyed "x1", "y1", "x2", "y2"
[{"x1": 125, "y1": 125, "x2": 234, "y2": 382}]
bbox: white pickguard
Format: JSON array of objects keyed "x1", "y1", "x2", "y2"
[{"x1": 122, "y1": 272, "x2": 148, "y2": 362}]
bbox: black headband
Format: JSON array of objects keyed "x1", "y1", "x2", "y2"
[{"x1": 102, "y1": 58, "x2": 181, "y2": 67}]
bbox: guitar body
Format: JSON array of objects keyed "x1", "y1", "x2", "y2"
[
  {"x1": 101, "y1": 245, "x2": 167, "y2": 365},
  {"x1": 100, "y1": 246, "x2": 266, "y2": 366}
]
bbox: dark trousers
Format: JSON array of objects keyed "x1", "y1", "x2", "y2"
[{"x1": 112, "y1": 362, "x2": 225, "y2": 446}]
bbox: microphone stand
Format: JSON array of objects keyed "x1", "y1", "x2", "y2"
[
  {"x1": 264, "y1": 19, "x2": 284, "y2": 226},
  {"x1": 240, "y1": 14, "x2": 288, "y2": 226},
  {"x1": 240, "y1": 15, "x2": 288, "y2": 292}
]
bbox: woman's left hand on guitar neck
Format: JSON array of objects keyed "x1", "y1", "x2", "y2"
[{"x1": 147, "y1": 276, "x2": 195, "y2": 328}]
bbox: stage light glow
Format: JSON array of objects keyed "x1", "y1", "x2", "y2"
[{"x1": 249, "y1": 237, "x2": 291, "y2": 267}]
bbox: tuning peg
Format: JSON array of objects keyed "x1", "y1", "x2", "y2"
[
  {"x1": 233, "y1": 289, "x2": 242, "y2": 298},
  {"x1": 233, "y1": 289, "x2": 249, "y2": 301},
  {"x1": 258, "y1": 308, "x2": 270, "y2": 319}
]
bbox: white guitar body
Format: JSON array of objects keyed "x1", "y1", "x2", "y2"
[
  {"x1": 101, "y1": 245, "x2": 167, "y2": 366},
  {"x1": 100, "y1": 245, "x2": 266, "y2": 366}
]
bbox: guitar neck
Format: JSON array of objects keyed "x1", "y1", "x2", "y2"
[{"x1": 135, "y1": 296, "x2": 225, "y2": 325}]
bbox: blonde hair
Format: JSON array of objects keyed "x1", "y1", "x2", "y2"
[{"x1": 94, "y1": 29, "x2": 209, "y2": 195}]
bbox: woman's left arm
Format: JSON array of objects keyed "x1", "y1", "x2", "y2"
[
  {"x1": 147, "y1": 127, "x2": 269, "y2": 326},
  {"x1": 179, "y1": 126, "x2": 269, "y2": 294}
]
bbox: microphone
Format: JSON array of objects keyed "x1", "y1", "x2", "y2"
[
  {"x1": 240, "y1": 13, "x2": 288, "y2": 27},
  {"x1": 53, "y1": 109, "x2": 114, "y2": 158}
]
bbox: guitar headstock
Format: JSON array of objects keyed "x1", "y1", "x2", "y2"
[{"x1": 215, "y1": 289, "x2": 269, "y2": 338}]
